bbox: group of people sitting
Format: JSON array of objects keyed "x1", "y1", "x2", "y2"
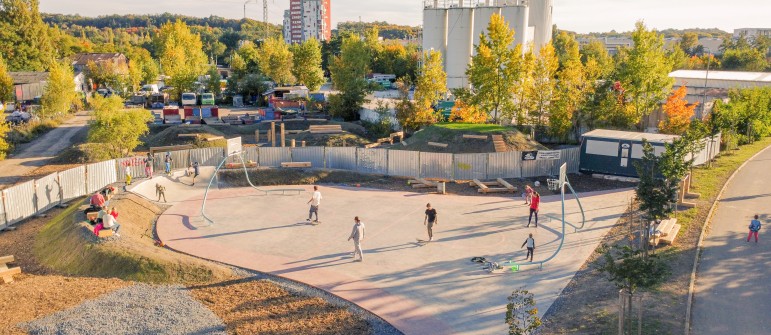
[{"x1": 86, "y1": 188, "x2": 121, "y2": 237}]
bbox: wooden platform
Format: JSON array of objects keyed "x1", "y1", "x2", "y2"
[
  {"x1": 492, "y1": 135, "x2": 507, "y2": 152},
  {"x1": 470, "y1": 178, "x2": 518, "y2": 194},
  {"x1": 309, "y1": 125, "x2": 343, "y2": 134},
  {"x1": 281, "y1": 162, "x2": 312, "y2": 168},
  {"x1": 408, "y1": 178, "x2": 437, "y2": 189},
  {"x1": 0, "y1": 255, "x2": 22, "y2": 284}
]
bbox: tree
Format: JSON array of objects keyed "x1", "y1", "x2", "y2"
[
  {"x1": 256, "y1": 37, "x2": 295, "y2": 85},
  {"x1": 127, "y1": 47, "x2": 159, "y2": 85},
  {"x1": 205, "y1": 66, "x2": 222, "y2": 97},
  {"x1": 88, "y1": 95, "x2": 153, "y2": 158},
  {"x1": 529, "y1": 43, "x2": 558, "y2": 128},
  {"x1": 86, "y1": 60, "x2": 128, "y2": 91},
  {"x1": 290, "y1": 38, "x2": 325, "y2": 91},
  {"x1": 616, "y1": 21, "x2": 674, "y2": 130},
  {"x1": 505, "y1": 288, "x2": 542, "y2": 335},
  {"x1": 659, "y1": 86, "x2": 697, "y2": 135},
  {"x1": 0, "y1": 121, "x2": 11, "y2": 159},
  {"x1": 405, "y1": 49, "x2": 447, "y2": 129},
  {"x1": 328, "y1": 34, "x2": 371, "y2": 121},
  {"x1": 393, "y1": 77, "x2": 416, "y2": 132},
  {"x1": 721, "y1": 47, "x2": 767, "y2": 71},
  {"x1": 449, "y1": 99, "x2": 486, "y2": 123},
  {"x1": 679, "y1": 32, "x2": 699, "y2": 55},
  {"x1": 0, "y1": 55, "x2": 13, "y2": 104},
  {"x1": 466, "y1": 13, "x2": 522, "y2": 124},
  {"x1": 0, "y1": 0, "x2": 54, "y2": 71},
  {"x1": 40, "y1": 60, "x2": 77, "y2": 118},
  {"x1": 154, "y1": 20, "x2": 208, "y2": 100},
  {"x1": 511, "y1": 48, "x2": 536, "y2": 126},
  {"x1": 551, "y1": 32, "x2": 586, "y2": 141}
]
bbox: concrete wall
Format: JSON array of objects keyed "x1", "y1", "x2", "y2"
[
  {"x1": 528, "y1": 0, "x2": 553, "y2": 52},
  {"x1": 500, "y1": 5, "x2": 529, "y2": 50},
  {"x1": 422, "y1": 8, "x2": 448, "y2": 64},
  {"x1": 446, "y1": 8, "x2": 475, "y2": 89}
]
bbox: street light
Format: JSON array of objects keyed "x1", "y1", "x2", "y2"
[{"x1": 243, "y1": 0, "x2": 256, "y2": 19}]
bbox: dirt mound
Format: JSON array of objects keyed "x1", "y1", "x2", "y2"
[
  {"x1": 143, "y1": 125, "x2": 227, "y2": 148},
  {"x1": 288, "y1": 132, "x2": 372, "y2": 147},
  {"x1": 396, "y1": 123, "x2": 547, "y2": 153}
]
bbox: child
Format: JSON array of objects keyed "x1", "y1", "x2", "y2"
[
  {"x1": 125, "y1": 166, "x2": 132, "y2": 186},
  {"x1": 527, "y1": 192, "x2": 540, "y2": 228},
  {"x1": 522, "y1": 185, "x2": 534, "y2": 205}
]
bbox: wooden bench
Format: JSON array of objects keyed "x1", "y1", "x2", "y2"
[
  {"x1": 86, "y1": 211, "x2": 99, "y2": 223},
  {"x1": 470, "y1": 179, "x2": 518, "y2": 194},
  {"x1": 281, "y1": 162, "x2": 312, "y2": 168},
  {"x1": 650, "y1": 218, "x2": 681, "y2": 246},
  {"x1": 462, "y1": 134, "x2": 489, "y2": 140},
  {"x1": 309, "y1": 125, "x2": 343, "y2": 134},
  {"x1": 98, "y1": 229, "x2": 115, "y2": 238},
  {"x1": 408, "y1": 178, "x2": 437, "y2": 189},
  {"x1": 428, "y1": 142, "x2": 449, "y2": 148},
  {"x1": 204, "y1": 136, "x2": 225, "y2": 142},
  {"x1": 0, "y1": 255, "x2": 22, "y2": 284}
]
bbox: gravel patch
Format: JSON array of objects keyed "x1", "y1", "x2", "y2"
[{"x1": 23, "y1": 284, "x2": 227, "y2": 335}]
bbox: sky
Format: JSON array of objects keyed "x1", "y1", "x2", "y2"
[{"x1": 39, "y1": 0, "x2": 771, "y2": 34}]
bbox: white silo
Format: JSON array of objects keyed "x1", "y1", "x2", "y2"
[
  {"x1": 500, "y1": 5, "x2": 529, "y2": 50},
  {"x1": 422, "y1": 5, "x2": 448, "y2": 66},
  {"x1": 445, "y1": 7, "x2": 475, "y2": 88},
  {"x1": 528, "y1": 0, "x2": 554, "y2": 52}
]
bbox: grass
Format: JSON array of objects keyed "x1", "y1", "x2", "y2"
[
  {"x1": 398, "y1": 122, "x2": 545, "y2": 153},
  {"x1": 433, "y1": 122, "x2": 510, "y2": 133}
]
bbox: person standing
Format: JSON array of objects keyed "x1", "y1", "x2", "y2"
[
  {"x1": 747, "y1": 214, "x2": 762, "y2": 243},
  {"x1": 156, "y1": 183, "x2": 167, "y2": 202},
  {"x1": 307, "y1": 185, "x2": 322, "y2": 223},
  {"x1": 523, "y1": 185, "x2": 534, "y2": 205},
  {"x1": 424, "y1": 203, "x2": 438, "y2": 241},
  {"x1": 164, "y1": 152, "x2": 173, "y2": 175},
  {"x1": 348, "y1": 216, "x2": 365, "y2": 262},
  {"x1": 527, "y1": 192, "x2": 540, "y2": 228},
  {"x1": 191, "y1": 162, "x2": 200, "y2": 186},
  {"x1": 125, "y1": 165, "x2": 132, "y2": 186},
  {"x1": 144, "y1": 153, "x2": 154, "y2": 178},
  {"x1": 521, "y1": 233, "x2": 535, "y2": 262}
]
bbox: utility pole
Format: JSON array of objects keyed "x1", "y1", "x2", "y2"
[{"x1": 263, "y1": 0, "x2": 269, "y2": 41}]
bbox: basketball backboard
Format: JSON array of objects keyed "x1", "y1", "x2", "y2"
[
  {"x1": 227, "y1": 137, "x2": 243, "y2": 155},
  {"x1": 559, "y1": 163, "x2": 567, "y2": 188}
]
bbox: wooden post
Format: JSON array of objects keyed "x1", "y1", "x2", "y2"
[
  {"x1": 254, "y1": 130, "x2": 260, "y2": 143},
  {"x1": 280, "y1": 123, "x2": 286, "y2": 147},
  {"x1": 270, "y1": 122, "x2": 276, "y2": 147},
  {"x1": 291, "y1": 139, "x2": 296, "y2": 148},
  {"x1": 301, "y1": 141, "x2": 306, "y2": 147}
]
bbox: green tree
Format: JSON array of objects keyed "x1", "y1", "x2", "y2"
[
  {"x1": 466, "y1": 13, "x2": 522, "y2": 123},
  {"x1": 679, "y1": 32, "x2": 699, "y2": 55},
  {"x1": 127, "y1": 47, "x2": 159, "y2": 85},
  {"x1": 230, "y1": 52, "x2": 247, "y2": 76},
  {"x1": 721, "y1": 47, "x2": 767, "y2": 71},
  {"x1": 256, "y1": 37, "x2": 295, "y2": 85},
  {"x1": 40, "y1": 60, "x2": 77, "y2": 118},
  {"x1": 87, "y1": 95, "x2": 153, "y2": 158},
  {"x1": 237, "y1": 41, "x2": 261, "y2": 74},
  {"x1": 512, "y1": 49, "x2": 536, "y2": 125},
  {"x1": 290, "y1": 38, "x2": 325, "y2": 91},
  {"x1": 0, "y1": 121, "x2": 11, "y2": 159},
  {"x1": 551, "y1": 32, "x2": 586, "y2": 141},
  {"x1": 616, "y1": 21, "x2": 674, "y2": 130},
  {"x1": 154, "y1": 20, "x2": 208, "y2": 100},
  {"x1": 529, "y1": 43, "x2": 558, "y2": 128},
  {"x1": 0, "y1": 0, "x2": 54, "y2": 71},
  {"x1": 0, "y1": 55, "x2": 13, "y2": 104},
  {"x1": 328, "y1": 34, "x2": 371, "y2": 121},
  {"x1": 552, "y1": 30, "x2": 580, "y2": 70},
  {"x1": 404, "y1": 49, "x2": 447, "y2": 130},
  {"x1": 505, "y1": 288, "x2": 542, "y2": 335},
  {"x1": 205, "y1": 65, "x2": 222, "y2": 97}
]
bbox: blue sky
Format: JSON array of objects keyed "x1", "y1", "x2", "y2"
[{"x1": 39, "y1": 0, "x2": 771, "y2": 34}]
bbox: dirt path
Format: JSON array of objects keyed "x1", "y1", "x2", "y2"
[{"x1": 0, "y1": 111, "x2": 90, "y2": 187}]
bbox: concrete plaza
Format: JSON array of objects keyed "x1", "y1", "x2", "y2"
[{"x1": 133, "y1": 169, "x2": 633, "y2": 334}]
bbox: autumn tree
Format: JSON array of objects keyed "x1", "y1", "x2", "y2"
[
  {"x1": 86, "y1": 60, "x2": 128, "y2": 91},
  {"x1": 404, "y1": 49, "x2": 447, "y2": 130},
  {"x1": 449, "y1": 99, "x2": 486, "y2": 123},
  {"x1": 40, "y1": 60, "x2": 77, "y2": 118},
  {"x1": 466, "y1": 13, "x2": 522, "y2": 123},
  {"x1": 88, "y1": 95, "x2": 153, "y2": 158},
  {"x1": 659, "y1": 86, "x2": 697, "y2": 134},
  {"x1": 0, "y1": 0, "x2": 54, "y2": 71},
  {"x1": 328, "y1": 34, "x2": 371, "y2": 120},
  {"x1": 0, "y1": 121, "x2": 11, "y2": 159},
  {"x1": 505, "y1": 288, "x2": 542, "y2": 335},
  {"x1": 616, "y1": 21, "x2": 674, "y2": 130},
  {"x1": 512, "y1": 48, "x2": 536, "y2": 125},
  {"x1": 0, "y1": 55, "x2": 13, "y2": 104},
  {"x1": 290, "y1": 38, "x2": 325, "y2": 91},
  {"x1": 205, "y1": 65, "x2": 222, "y2": 97},
  {"x1": 154, "y1": 20, "x2": 208, "y2": 100},
  {"x1": 529, "y1": 43, "x2": 558, "y2": 128},
  {"x1": 551, "y1": 32, "x2": 586, "y2": 141},
  {"x1": 257, "y1": 37, "x2": 295, "y2": 85}
]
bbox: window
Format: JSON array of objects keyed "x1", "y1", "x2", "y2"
[{"x1": 585, "y1": 140, "x2": 619, "y2": 157}]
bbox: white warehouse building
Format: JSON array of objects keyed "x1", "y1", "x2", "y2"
[{"x1": 423, "y1": 0, "x2": 553, "y2": 89}]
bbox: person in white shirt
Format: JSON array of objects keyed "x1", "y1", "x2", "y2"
[
  {"x1": 348, "y1": 216, "x2": 365, "y2": 262},
  {"x1": 521, "y1": 233, "x2": 535, "y2": 262},
  {"x1": 307, "y1": 185, "x2": 322, "y2": 223},
  {"x1": 102, "y1": 212, "x2": 121, "y2": 237}
]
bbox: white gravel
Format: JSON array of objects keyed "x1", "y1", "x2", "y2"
[{"x1": 23, "y1": 284, "x2": 226, "y2": 335}]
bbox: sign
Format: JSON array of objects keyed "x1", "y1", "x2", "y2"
[
  {"x1": 536, "y1": 150, "x2": 562, "y2": 160},
  {"x1": 521, "y1": 151, "x2": 537, "y2": 161}
]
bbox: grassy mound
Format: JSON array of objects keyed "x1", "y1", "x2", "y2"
[
  {"x1": 287, "y1": 132, "x2": 372, "y2": 147},
  {"x1": 143, "y1": 125, "x2": 227, "y2": 148},
  {"x1": 34, "y1": 194, "x2": 232, "y2": 284},
  {"x1": 396, "y1": 123, "x2": 547, "y2": 153}
]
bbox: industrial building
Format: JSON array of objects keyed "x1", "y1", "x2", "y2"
[
  {"x1": 733, "y1": 28, "x2": 771, "y2": 40},
  {"x1": 283, "y1": 0, "x2": 331, "y2": 44},
  {"x1": 422, "y1": 0, "x2": 553, "y2": 89}
]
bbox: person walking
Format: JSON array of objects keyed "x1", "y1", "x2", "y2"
[
  {"x1": 424, "y1": 203, "x2": 438, "y2": 241},
  {"x1": 124, "y1": 165, "x2": 132, "y2": 186},
  {"x1": 307, "y1": 185, "x2": 322, "y2": 223},
  {"x1": 527, "y1": 192, "x2": 540, "y2": 228},
  {"x1": 191, "y1": 162, "x2": 200, "y2": 186},
  {"x1": 523, "y1": 185, "x2": 534, "y2": 205},
  {"x1": 156, "y1": 183, "x2": 167, "y2": 202},
  {"x1": 164, "y1": 152, "x2": 173, "y2": 175},
  {"x1": 521, "y1": 233, "x2": 535, "y2": 262},
  {"x1": 348, "y1": 216, "x2": 365, "y2": 262},
  {"x1": 747, "y1": 214, "x2": 762, "y2": 243},
  {"x1": 143, "y1": 153, "x2": 154, "y2": 178}
]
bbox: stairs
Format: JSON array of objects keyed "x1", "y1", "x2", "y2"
[{"x1": 492, "y1": 135, "x2": 507, "y2": 152}]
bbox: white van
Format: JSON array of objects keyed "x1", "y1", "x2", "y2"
[
  {"x1": 181, "y1": 92, "x2": 197, "y2": 106},
  {"x1": 141, "y1": 84, "x2": 160, "y2": 94}
]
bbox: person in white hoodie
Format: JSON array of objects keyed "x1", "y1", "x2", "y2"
[
  {"x1": 307, "y1": 185, "x2": 322, "y2": 223},
  {"x1": 102, "y1": 211, "x2": 121, "y2": 237},
  {"x1": 348, "y1": 216, "x2": 365, "y2": 262}
]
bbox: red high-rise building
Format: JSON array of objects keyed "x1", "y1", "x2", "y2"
[{"x1": 284, "y1": 0, "x2": 331, "y2": 44}]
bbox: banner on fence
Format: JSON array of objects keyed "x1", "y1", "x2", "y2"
[{"x1": 536, "y1": 150, "x2": 562, "y2": 160}]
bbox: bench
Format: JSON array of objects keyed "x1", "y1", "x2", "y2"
[
  {"x1": 462, "y1": 134, "x2": 489, "y2": 140},
  {"x1": 86, "y1": 211, "x2": 99, "y2": 223},
  {"x1": 428, "y1": 142, "x2": 449, "y2": 148},
  {"x1": 309, "y1": 125, "x2": 343, "y2": 134},
  {"x1": 0, "y1": 255, "x2": 22, "y2": 284},
  {"x1": 470, "y1": 179, "x2": 518, "y2": 194},
  {"x1": 98, "y1": 229, "x2": 115, "y2": 238},
  {"x1": 650, "y1": 218, "x2": 681, "y2": 246},
  {"x1": 408, "y1": 178, "x2": 437, "y2": 189},
  {"x1": 281, "y1": 162, "x2": 312, "y2": 168}
]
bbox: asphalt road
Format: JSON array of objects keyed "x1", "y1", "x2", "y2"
[
  {"x1": 691, "y1": 144, "x2": 771, "y2": 335},
  {"x1": 0, "y1": 111, "x2": 90, "y2": 187}
]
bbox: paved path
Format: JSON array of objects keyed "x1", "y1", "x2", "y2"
[
  {"x1": 135, "y1": 171, "x2": 632, "y2": 335},
  {"x1": 691, "y1": 145, "x2": 771, "y2": 335},
  {"x1": 0, "y1": 111, "x2": 90, "y2": 186}
]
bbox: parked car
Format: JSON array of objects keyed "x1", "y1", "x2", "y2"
[{"x1": 5, "y1": 110, "x2": 32, "y2": 124}]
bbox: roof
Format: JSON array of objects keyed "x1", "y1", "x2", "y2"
[
  {"x1": 9, "y1": 72, "x2": 49, "y2": 85},
  {"x1": 669, "y1": 70, "x2": 771, "y2": 83},
  {"x1": 71, "y1": 53, "x2": 126, "y2": 66},
  {"x1": 582, "y1": 129, "x2": 679, "y2": 143}
]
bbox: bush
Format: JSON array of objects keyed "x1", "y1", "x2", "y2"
[{"x1": 5, "y1": 118, "x2": 62, "y2": 146}]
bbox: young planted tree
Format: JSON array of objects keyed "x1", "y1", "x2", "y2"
[
  {"x1": 257, "y1": 37, "x2": 295, "y2": 86},
  {"x1": 404, "y1": 49, "x2": 447, "y2": 130},
  {"x1": 466, "y1": 13, "x2": 522, "y2": 124},
  {"x1": 659, "y1": 86, "x2": 697, "y2": 135},
  {"x1": 328, "y1": 34, "x2": 371, "y2": 121},
  {"x1": 154, "y1": 20, "x2": 208, "y2": 100},
  {"x1": 40, "y1": 60, "x2": 77, "y2": 118},
  {"x1": 87, "y1": 95, "x2": 153, "y2": 158},
  {"x1": 505, "y1": 288, "x2": 542, "y2": 335},
  {"x1": 290, "y1": 38, "x2": 325, "y2": 91}
]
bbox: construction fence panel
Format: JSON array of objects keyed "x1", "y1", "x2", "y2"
[
  {"x1": 3, "y1": 181, "x2": 37, "y2": 226},
  {"x1": 453, "y1": 153, "x2": 488, "y2": 180},
  {"x1": 387, "y1": 150, "x2": 420, "y2": 178},
  {"x1": 154, "y1": 150, "x2": 190, "y2": 172},
  {"x1": 259, "y1": 147, "x2": 292, "y2": 167},
  {"x1": 35, "y1": 173, "x2": 62, "y2": 214},
  {"x1": 487, "y1": 152, "x2": 521, "y2": 179},
  {"x1": 190, "y1": 147, "x2": 224, "y2": 167},
  {"x1": 521, "y1": 159, "x2": 558, "y2": 179},
  {"x1": 116, "y1": 157, "x2": 145, "y2": 182},
  {"x1": 419, "y1": 152, "x2": 453, "y2": 180},
  {"x1": 325, "y1": 147, "x2": 357, "y2": 170},
  {"x1": 86, "y1": 160, "x2": 118, "y2": 193},
  {"x1": 59, "y1": 165, "x2": 87, "y2": 201},
  {"x1": 0, "y1": 190, "x2": 6, "y2": 228},
  {"x1": 292, "y1": 147, "x2": 325, "y2": 167},
  {"x1": 356, "y1": 148, "x2": 388, "y2": 175},
  {"x1": 558, "y1": 147, "x2": 581, "y2": 174},
  {"x1": 241, "y1": 147, "x2": 259, "y2": 165}
]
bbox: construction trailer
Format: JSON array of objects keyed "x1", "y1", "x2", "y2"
[{"x1": 579, "y1": 129, "x2": 677, "y2": 178}]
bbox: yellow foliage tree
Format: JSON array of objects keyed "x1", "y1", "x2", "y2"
[
  {"x1": 659, "y1": 85, "x2": 697, "y2": 135},
  {"x1": 449, "y1": 99, "x2": 487, "y2": 123}
]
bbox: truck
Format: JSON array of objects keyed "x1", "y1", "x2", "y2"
[
  {"x1": 200, "y1": 92, "x2": 215, "y2": 106},
  {"x1": 181, "y1": 92, "x2": 197, "y2": 106}
]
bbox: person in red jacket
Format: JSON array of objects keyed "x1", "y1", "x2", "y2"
[{"x1": 527, "y1": 192, "x2": 540, "y2": 228}]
